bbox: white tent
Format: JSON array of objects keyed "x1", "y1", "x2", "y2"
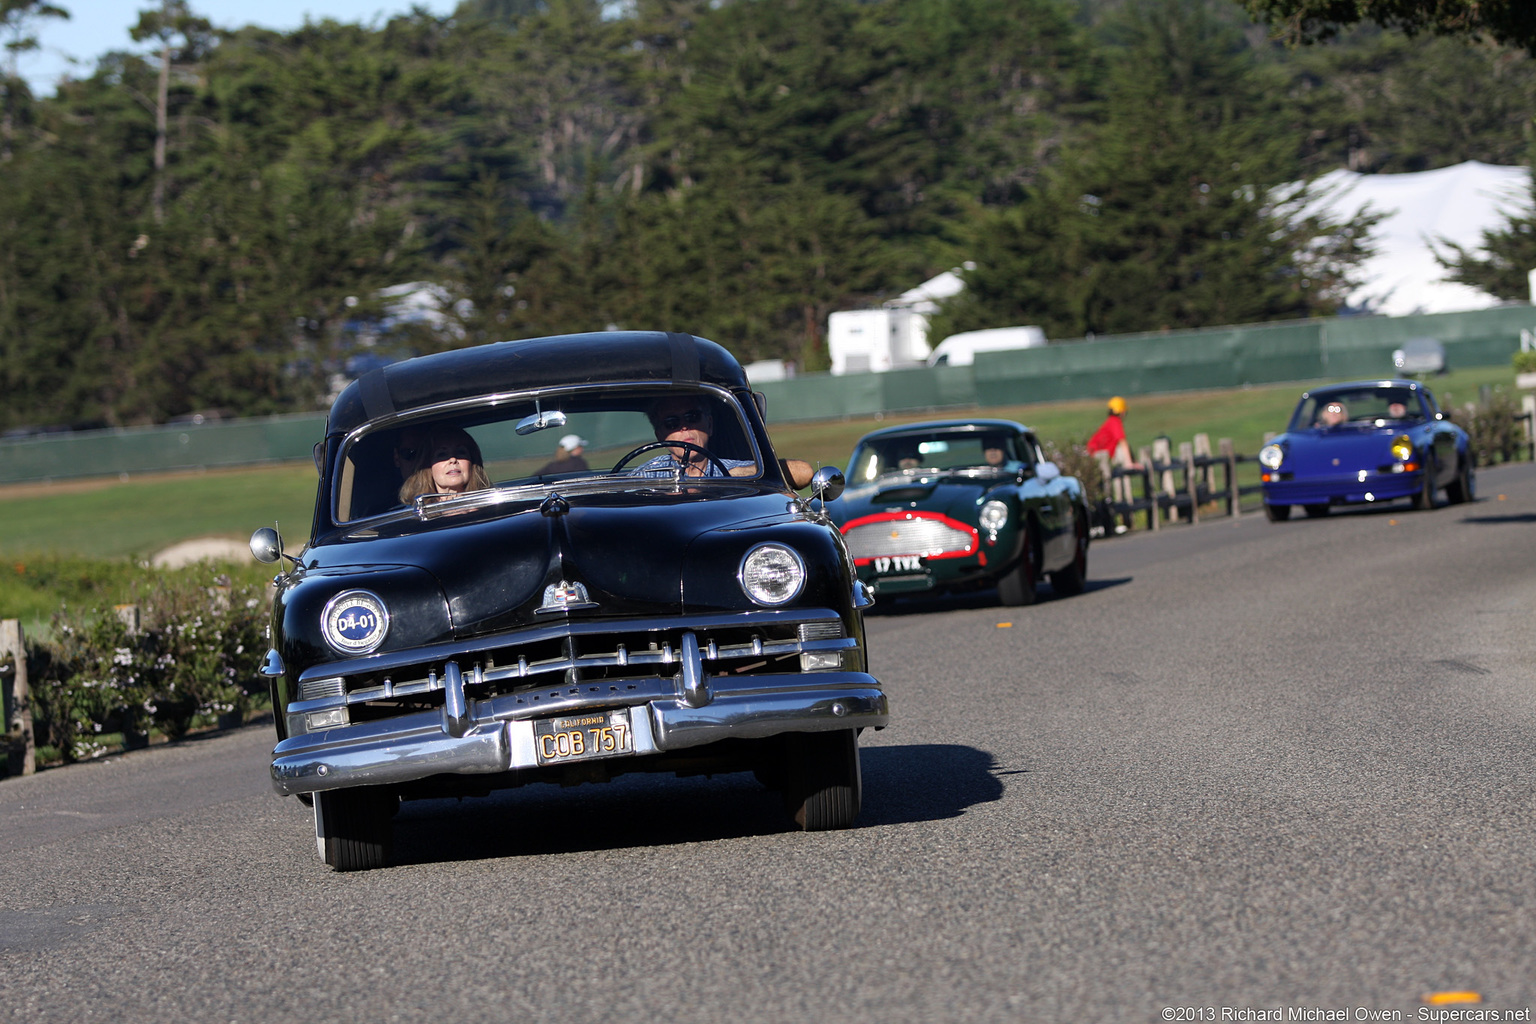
[{"x1": 1303, "y1": 161, "x2": 1531, "y2": 317}]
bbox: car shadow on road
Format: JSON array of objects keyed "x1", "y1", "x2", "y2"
[
  {"x1": 864, "y1": 577, "x2": 1129, "y2": 616},
  {"x1": 388, "y1": 742, "x2": 1003, "y2": 866},
  {"x1": 1459, "y1": 512, "x2": 1536, "y2": 524}
]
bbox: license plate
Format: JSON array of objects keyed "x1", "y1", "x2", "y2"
[
  {"x1": 872, "y1": 555, "x2": 925, "y2": 574},
  {"x1": 533, "y1": 709, "x2": 633, "y2": 766}
]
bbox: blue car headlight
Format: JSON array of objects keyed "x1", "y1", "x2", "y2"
[
  {"x1": 1391, "y1": 434, "x2": 1413, "y2": 462},
  {"x1": 1259, "y1": 444, "x2": 1284, "y2": 470}
]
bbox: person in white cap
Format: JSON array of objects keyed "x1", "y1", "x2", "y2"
[{"x1": 539, "y1": 433, "x2": 591, "y2": 475}]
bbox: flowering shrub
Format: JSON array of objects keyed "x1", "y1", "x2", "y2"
[
  {"x1": 1041, "y1": 439, "x2": 1106, "y2": 507},
  {"x1": 1461, "y1": 389, "x2": 1527, "y2": 467},
  {"x1": 25, "y1": 566, "x2": 269, "y2": 762}
]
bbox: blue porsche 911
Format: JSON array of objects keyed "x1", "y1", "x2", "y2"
[{"x1": 1259, "y1": 379, "x2": 1473, "y2": 521}]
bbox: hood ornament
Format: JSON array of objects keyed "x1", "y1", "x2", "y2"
[
  {"x1": 541, "y1": 492, "x2": 570, "y2": 517},
  {"x1": 537, "y1": 580, "x2": 597, "y2": 614}
]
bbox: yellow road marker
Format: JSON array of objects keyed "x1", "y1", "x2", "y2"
[
  {"x1": 996, "y1": 622, "x2": 1013, "y2": 628},
  {"x1": 1422, "y1": 992, "x2": 1482, "y2": 1005}
]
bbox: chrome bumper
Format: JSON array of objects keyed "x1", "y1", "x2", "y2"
[{"x1": 270, "y1": 671, "x2": 888, "y2": 796}]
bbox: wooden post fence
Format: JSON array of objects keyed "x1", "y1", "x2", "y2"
[{"x1": 2, "y1": 618, "x2": 36, "y2": 777}]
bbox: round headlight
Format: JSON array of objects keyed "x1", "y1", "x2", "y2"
[
  {"x1": 1259, "y1": 443, "x2": 1284, "y2": 470},
  {"x1": 1391, "y1": 434, "x2": 1413, "y2": 462},
  {"x1": 739, "y1": 544, "x2": 806, "y2": 606},
  {"x1": 321, "y1": 590, "x2": 390, "y2": 655},
  {"x1": 979, "y1": 499, "x2": 1010, "y2": 532}
]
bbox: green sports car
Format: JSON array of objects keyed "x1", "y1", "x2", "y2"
[{"x1": 827, "y1": 419, "x2": 1091, "y2": 606}]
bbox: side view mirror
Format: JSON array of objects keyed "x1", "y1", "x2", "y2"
[
  {"x1": 810, "y1": 466, "x2": 845, "y2": 502},
  {"x1": 249, "y1": 527, "x2": 283, "y2": 564}
]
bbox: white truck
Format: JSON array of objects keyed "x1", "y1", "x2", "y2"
[{"x1": 925, "y1": 326, "x2": 1048, "y2": 367}]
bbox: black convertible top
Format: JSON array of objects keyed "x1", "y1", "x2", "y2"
[{"x1": 326, "y1": 331, "x2": 749, "y2": 437}]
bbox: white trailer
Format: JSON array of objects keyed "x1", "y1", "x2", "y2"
[
  {"x1": 827, "y1": 308, "x2": 932, "y2": 374},
  {"x1": 826, "y1": 266, "x2": 970, "y2": 374}
]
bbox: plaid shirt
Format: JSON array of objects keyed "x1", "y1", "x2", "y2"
[{"x1": 630, "y1": 453, "x2": 755, "y2": 479}]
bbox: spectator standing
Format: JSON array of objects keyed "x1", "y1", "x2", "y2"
[
  {"x1": 539, "y1": 434, "x2": 591, "y2": 475},
  {"x1": 1087, "y1": 396, "x2": 1141, "y2": 535}
]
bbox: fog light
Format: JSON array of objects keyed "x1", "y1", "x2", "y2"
[
  {"x1": 801, "y1": 650, "x2": 842, "y2": 671},
  {"x1": 304, "y1": 707, "x2": 349, "y2": 732}
]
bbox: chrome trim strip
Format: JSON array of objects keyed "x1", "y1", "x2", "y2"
[{"x1": 270, "y1": 671, "x2": 886, "y2": 796}]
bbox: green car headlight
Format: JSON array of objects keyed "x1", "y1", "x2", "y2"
[
  {"x1": 1391, "y1": 435, "x2": 1413, "y2": 462},
  {"x1": 979, "y1": 500, "x2": 1009, "y2": 532},
  {"x1": 1259, "y1": 444, "x2": 1284, "y2": 470}
]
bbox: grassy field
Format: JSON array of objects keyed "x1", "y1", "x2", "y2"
[{"x1": 0, "y1": 363, "x2": 1519, "y2": 563}]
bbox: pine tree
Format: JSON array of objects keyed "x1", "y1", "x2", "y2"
[{"x1": 934, "y1": 0, "x2": 1376, "y2": 340}]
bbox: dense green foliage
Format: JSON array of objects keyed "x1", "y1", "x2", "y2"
[{"x1": 1, "y1": 0, "x2": 1533, "y2": 431}]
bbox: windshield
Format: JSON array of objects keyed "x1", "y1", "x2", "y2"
[
  {"x1": 332, "y1": 385, "x2": 763, "y2": 523},
  {"x1": 1289, "y1": 387, "x2": 1425, "y2": 432},
  {"x1": 847, "y1": 430, "x2": 1029, "y2": 484}
]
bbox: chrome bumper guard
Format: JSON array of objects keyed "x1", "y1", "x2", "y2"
[{"x1": 271, "y1": 669, "x2": 887, "y2": 796}]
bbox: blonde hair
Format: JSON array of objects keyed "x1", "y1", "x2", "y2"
[{"x1": 397, "y1": 428, "x2": 490, "y2": 503}]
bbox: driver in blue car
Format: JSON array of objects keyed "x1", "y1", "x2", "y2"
[{"x1": 633, "y1": 395, "x2": 816, "y2": 487}]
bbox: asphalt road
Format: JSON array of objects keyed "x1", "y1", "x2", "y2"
[{"x1": 4, "y1": 465, "x2": 1536, "y2": 1024}]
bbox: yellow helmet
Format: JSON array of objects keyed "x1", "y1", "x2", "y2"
[{"x1": 1107, "y1": 396, "x2": 1127, "y2": 415}]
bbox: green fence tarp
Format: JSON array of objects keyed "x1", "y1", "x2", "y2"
[{"x1": 4, "y1": 306, "x2": 1533, "y2": 483}]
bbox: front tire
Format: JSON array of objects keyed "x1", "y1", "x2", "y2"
[
  {"x1": 996, "y1": 532, "x2": 1038, "y2": 606},
  {"x1": 1264, "y1": 503, "x2": 1292, "y2": 522},
  {"x1": 314, "y1": 787, "x2": 396, "y2": 871},
  {"x1": 1445, "y1": 457, "x2": 1475, "y2": 504},
  {"x1": 1410, "y1": 468, "x2": 1436, "y2": 510},
  {"x1": 1049, "y1": 512, "x2": 1089, "y2": 598},
  {"x1": 781, "y1": 730, "x2": 862, "y2": 831}
]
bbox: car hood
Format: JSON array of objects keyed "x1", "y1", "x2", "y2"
[
  {"x1": 307, "y1": 485, "x2": 800, "y2": 636},
  {"x1": 1279, "y1": 427, "x2": 1412, "y2": 474},
  {"x1": 831, "y1": 475, "x2": 998, "y2": 526}
]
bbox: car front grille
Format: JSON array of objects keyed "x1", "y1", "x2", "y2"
[
  {"x1": 296, "y1": 611, "x2": 854, "y2": 721},
  {"x1": 843, "y1": 515, "x2": 976, "y2": 560}
]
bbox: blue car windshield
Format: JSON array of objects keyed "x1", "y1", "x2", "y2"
[{"x1": 1290, "y1": 388, "x2": 1424, "y2": 431}]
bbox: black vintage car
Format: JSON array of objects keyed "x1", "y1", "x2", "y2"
[{"x1": 251, "y1": 331, "x2": 888, "y2": 870}]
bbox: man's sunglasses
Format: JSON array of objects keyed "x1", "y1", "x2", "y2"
[{"x1": 659, "y1": 409, "x2": 708, "y2": 432}]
